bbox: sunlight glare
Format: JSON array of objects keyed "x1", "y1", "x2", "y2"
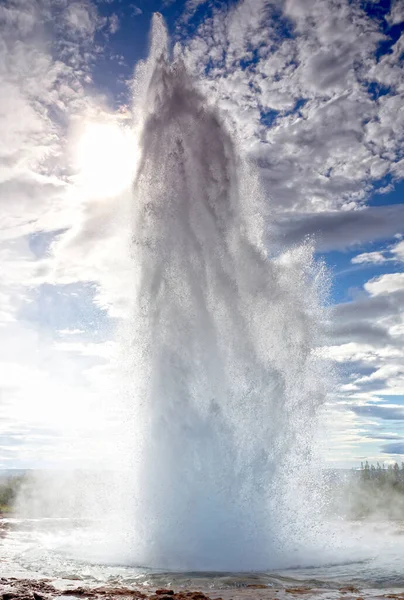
[{"x1": 76, "y1": 122, "x2": 136, "y2": 198}]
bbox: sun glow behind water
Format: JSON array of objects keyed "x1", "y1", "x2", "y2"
[{"x1": 75, "y1": 121, "x2": 137, "y2": 198}]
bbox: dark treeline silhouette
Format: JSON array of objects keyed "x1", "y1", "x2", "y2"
[
  {"x1": 326, "y1": 462, "x2": 404, "y2": 520},
  {"x1": 360, "y1": 461, "x2": 404, "y2": 489},
  {"x1": 0, "y1": 475, "x2": 25, "y2": 512}
]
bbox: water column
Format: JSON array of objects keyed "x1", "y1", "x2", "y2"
[{"x1": 121, "y1": 14, "x2": 328, "y2": 571}]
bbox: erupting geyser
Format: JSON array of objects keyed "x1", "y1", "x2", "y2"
[{"x1": 112, "y1": 15, "x2": 329, "y2": 572}]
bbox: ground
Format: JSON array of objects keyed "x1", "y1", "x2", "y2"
[{"x1": 2, "y1": 579, "x2": 404, "y2": 600}]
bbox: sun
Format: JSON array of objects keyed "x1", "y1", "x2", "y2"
[{"x1": 76, "y1": 121, "x2": 136, "y2": 198}]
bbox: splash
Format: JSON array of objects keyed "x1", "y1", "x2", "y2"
[{"x1": 114, "y1": 15, "x2": 329, "y2": 571}]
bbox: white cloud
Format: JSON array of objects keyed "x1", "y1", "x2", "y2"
[
  {"x1": 386, "y1": 0, "x2": 404, "y2": 26},
  {"x1": 180, "y1": 0, "x2": 403, "y2": 228},
  {"x1": 181, "y1": 0, "x2": 210, "y2": 23},
  {"x1": 352, "y1": 251, "x2": 387, "y2": 265},
  {"x1": 392, "y1": 240, "x2": 404, "y2": 261},
  {"x1": 130, "y1": 5, "x2": 143, "y2": 17},
  {"x1": 365, "y1": 273, "x2": 404, "y2": 296},
  {"x1": 352, "y1": 239, "x2": 404, "y2": 265},
  {"x1": 273, "y1": 205, "x2": 404, "y2": 251},
  {"x1": 109, "y1": 13, "x2": 119, "y2": 34},
  {"x1": 323, "y1": 250, "x2": 404, "y2": 462},
  {"x1": 64, "y1": 2, "x2": 101, "y2": 38}
]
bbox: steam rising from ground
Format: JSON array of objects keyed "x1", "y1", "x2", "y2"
[{"x1": 16, "y1": 15, "x2": 330, "y2": 572}]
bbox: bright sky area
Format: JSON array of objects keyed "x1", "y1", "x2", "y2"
[{"x1": 0, "y1": 0, "x2": 403, "y2": 469}]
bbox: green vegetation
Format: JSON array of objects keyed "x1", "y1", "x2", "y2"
[
  {"x1": 327, "y1": 462, "x2": 404, "y2": 520},
  {"x1": 359, "y1": 460, "x2": 404, "y2": 488},
  {"x1": 352, "y1": 461, "x2": 404, "y2": 519},
  {"x1": 0, "y1": 475, "x2": 26, "y2": 513}
]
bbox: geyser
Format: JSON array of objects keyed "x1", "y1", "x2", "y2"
[{"x1": 116, "y1": 15, "x2": 329, "y2": 571}]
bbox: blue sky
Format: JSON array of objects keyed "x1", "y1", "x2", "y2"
[{"x1": 0, "y1": 0, "x2": 403, "y2": 469}]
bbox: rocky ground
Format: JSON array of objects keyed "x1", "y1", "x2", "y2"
[{"x1": 2, "y1": 579, "x2": 404, "y2": 600}]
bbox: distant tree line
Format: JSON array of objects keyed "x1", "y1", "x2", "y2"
[
  {"x1": 327, "y1": 461, "x2": 404, "y2": 520},
  {"x1": 360, "y1": 461, "x2": 404, "y2": 489},
  {"x1": 0, "y1": 475, "x2": 25, "y2": 512}
]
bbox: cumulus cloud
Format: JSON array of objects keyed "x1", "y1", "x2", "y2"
[
  {"x1": 365, "y1": 273, "x2": 404, "y2": 296},
  {"x1": 393, "y1": 240, "x2": 404, "y2": 261},
  {"x1": 325, "y1": 228, "x2": 404, "y2": 461},
  {"x1": 64, "y1": 2, "x2": 104, "y2": 38},
  {"x1": 181, "y1": 0, "x2": 209, "y2": 23},
  {"x1": 273, "y1": 205, "x2": 404, "y2": 251},
  {"x1": 180, "y1": 0, "x2": 403, "y2": 253},
  {"x1": 386, "y1": 0, "x2": 404, "y2": 26},
  {"x1": 329, "y1": 280, "x2": 404, "y2": 378},
  {"x1": 334, "y1": 289, "x2": 404, "y2": 323},
  {"x1": 352, "y1": 238, "x2": 404, "y2": 265},
  {"x1": 352, "y1": 252, "x2": 388, "y2": 265}
]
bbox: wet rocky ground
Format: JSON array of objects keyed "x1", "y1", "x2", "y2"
[
  {"x1": 2, "y1": 579, "x2": 404, "y2": 600},
  {"x1": 2, "y1": 517, "x2": 404, "y2": 600}
]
